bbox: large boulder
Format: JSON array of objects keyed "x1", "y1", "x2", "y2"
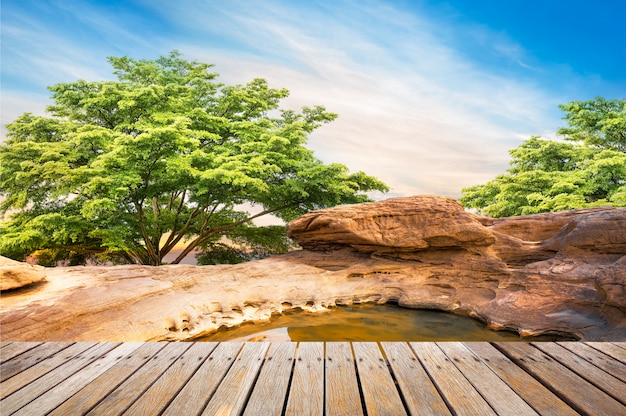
[
  {"x1": 287, "y1": 196, "x2": 495, "y2": 256},
  {"x1": 1, "y1": 196, "x2": 624, "y2": 342},
  {"x1": 0, "y1": 256, "x2": 46, "y2": 291}
]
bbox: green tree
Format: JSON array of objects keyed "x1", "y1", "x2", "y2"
[
  {"x1": 0, "y1": 52, "x2": 388, "y2": 265},
  {"x1": 460, "y1": 97, "x2": 626, "y2": 217}
]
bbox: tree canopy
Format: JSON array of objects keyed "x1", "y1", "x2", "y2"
[
  {"x1": 460, "y1": 97, "x2": 626, "y2": 217},
  {"x1": 0, "y1": 51, "x2": 388, "y2": 265}
]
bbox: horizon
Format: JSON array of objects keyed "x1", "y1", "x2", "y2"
[{"x1": 2, "y1": 0, "x2": 625, "y2": 199}]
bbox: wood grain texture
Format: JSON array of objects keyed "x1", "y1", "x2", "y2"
[
  {"x1": 48, "y1": 342, "x2": 166, "y2": 415},
  {"x1": 1, "y1": 342, "x2": 96, "y2": 400},
  {"x1": 353, "y1": 342, "x2": 407, "y2": 416},
  {"x1": 1, "y1": 342, "x2": 70, "y2": 382},
  {"x1": 13, "y1": 342, "x2": 141, "y2": 416},
  {"x1": 124, "y1": 342, "x2": 218, "y2": 415},
  {"x1": 381, "y1": 342, "x2": 451, "y2": 415},
  {"x1": 285, "y1": 342, "x2": 324, "y2": 416},
  {"x1": 437, "y1": 342, "x2": 538, "y2": 416},
  {"x1": 86, "y1": 342, "x2": 191, "y2": 415},
  {"x1": 201, "y1": 342, "x2": 270, "y2": 416},
  {"x1": 495, "y1": 342, "x2": 626, "y2": 416},
  {"x1": 2, "y1": 341, "x2": 625, "y2": 416},
  {"x1": 0, "y1": 342, "x2": 42, "y2": 364},
  {"x1": 243, "y1": 342, "x2": 297, "y2": 416},
  {"x1": 531, "y1": 342, "x2": 626, "y2": 405},
  {"x1": 411, "y1": 342, "x2": 497, "y2": 416},
  {"x1": 162, "y1": 342, "x2": 244, "y2": 416},
  {"x1": 585, "y1": 342, "x2": 626, "y2": 362},
  {"x1": 325, "y1": 342, "x2": 363, "y2": 416},
  {"x1": 558, "y1": 341, "x2": 626, "y2": 382},
  {"x1": 465, "y1": 342, "x2": 579, "y2": 416},
  {"x1": 1, "y1": 342, "x2": 116, "y2": 415}
]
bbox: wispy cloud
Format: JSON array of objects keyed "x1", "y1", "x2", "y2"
[
  {"x1": 148, "y1": 0, "x2": 560, "y2": 197},
  {"x1": 2, "y1": 0, "x2": 611, "y2": 199}
]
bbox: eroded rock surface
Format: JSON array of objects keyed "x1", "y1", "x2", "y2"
[
  {"x1": 1, "y1": 196, "x2": 624, "y2": 342},
  {"x1": 0, "y1": 256, "x2": 46, "y2": 291}
]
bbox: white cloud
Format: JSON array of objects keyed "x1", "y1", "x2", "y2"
[{"x1": 2, "y1": 0, "x2": 571, "y2": 199}]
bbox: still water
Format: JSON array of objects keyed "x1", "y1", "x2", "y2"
[{"x1": 196, "y1": 303, "x2": 565, "y2": 342}]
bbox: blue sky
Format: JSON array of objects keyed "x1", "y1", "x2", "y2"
[{"x1": 2, "y1": 0, "x2": 625, "y2": 199}]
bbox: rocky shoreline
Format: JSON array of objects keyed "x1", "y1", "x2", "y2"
[{"x1": 1, "y1": 195, "x2": 625, "y2": 341}]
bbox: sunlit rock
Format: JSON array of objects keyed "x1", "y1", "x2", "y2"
[
  {"x1": 1, "y1": 196, "x2": 624, "y2": 342},
  {"x1": 0, "y1": 256, "x2": 46, "y2": 291}
]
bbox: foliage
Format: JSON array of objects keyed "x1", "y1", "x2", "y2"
[
  {"x1": 460, "y1": 97, "x2": 626, "y2": 217},
  {"x1": 0, "y1": 51, "x2": 388, "y2": 265}
]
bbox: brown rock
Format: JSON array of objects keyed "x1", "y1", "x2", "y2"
[
  {"x1": 287, "y1": 196, "x2": 495, "y2": 257},
  {"x1": 1, "y1": 196, "x2": 624, "y2": 342},
  {"x1": 0, "y1": 256, "x2": 46, "y2": 291}
]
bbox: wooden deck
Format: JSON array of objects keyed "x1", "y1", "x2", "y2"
[{"x1": 1, "y1": 342, "x2": 624, "y2": 415}]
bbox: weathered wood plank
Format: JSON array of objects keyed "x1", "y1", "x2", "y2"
[
  {"x1": 353, "y1": 342, "x2": 407, "y2": 416},
  {"x1": 411, "y1": 342, "x2": 497, "y2": 415},
  {"x1": 12, "y1": 343, "x2": 142, "y2": 416},
  {"x1": 285, "y1": 342, "x2": 324, "y2": 416},
  {"x1": 119, "y1": 342, "x2": 217, "y2": 415},
  {"x1": 0, "y1": 342, "x2": 42, "y2": 364},
  {"x1": 495, "y1": 342, "x2": 626, "y2": 416},
  {"x1": 532, "y1": 342, "x2": 626, "y2": 405},
  {"x1": 161, "y1": 342, "x2": 243, "y2": 416},
  {"x1": 325, "y1": 342, "x2": 363, "y2": 416},
  {"x1": 381, "y1": 342, "x2": 451, "y2": 415},
  {"x1": 438, "y1": 342, "x2": 538, "y2": 415},
  {"x1": 48, "y1": 342, "x2": 165, "y2": 415},
  {"x1": 558, "y1": 342, "x2": 626, "y2": 382},
  {"x1": 465, "y1": 342, "x2": 579, "y2": 416},
  {"x1": 87, "y1": 342, "x2": 191, "y2": 415},
  {"x1": 585, "y1": 342, "x2": 626, "y2": 362},
  {"x1": 1, "y1": 342, "x2": 116, "y2": 415},
  {"x1": 201, "y1": 342, "x2": 269, "y2": 416},
  {"x1": 243, "y1": 342, "x2": 297, "y2": 416},
  {"x1": 1, "y1": 342, "x2": 71, "y2": 382},
  {"x1": 0, "y1": 342, "x2": 95, "y2": 400}
]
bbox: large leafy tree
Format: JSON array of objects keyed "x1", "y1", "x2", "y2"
[
  {"x1": 461, "y1": 97, "x2": 626, "y2": 217},
  {"x1": 0, "y1": 52, "x2": 388, "y2": 265}
]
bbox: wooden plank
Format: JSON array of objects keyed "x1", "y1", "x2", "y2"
[
  {"x1": 353, "y1": 342, "x2": 407, "y2": 416},
  {"x1": 1, "y1": 342, "x2": 71, "y2": 382},
  {"x1": 465, "y1": 342, "x2": 578, "y2": 416},
  {"x1": 532, "y1": 342, "x2": 626, "y2": 404},
  {"x1": 124, "y1": 342, "x2": 218, "y2": 415},
  {"x1": 285, "y1": 342, "x2": 324, "y2": 416},
  {"x1": 437, "y1": 342, "x2": 538, "y2": 415},
  {"x1": 585, "y1": 342, "x2": 626, "y2": 362},
  {"x1": 1, "y1": 342, "x2": 117, "y2": 415},
  {"x1": 495, "y1": 342, "x2": 626, "y2": 416},
  {"x1": 201, "y1": 342, "x2": 269, "y2": 416},
  {"x1": 48, "y1": 342, "x2": 166, "y2": 416},
  {"x1": 12, "y1": 343, "x2": 142, "y2": 416},
  {"x1": 326, "y1": 342, "x2": 363, "y2": 416},
  {"x1": 162, "y1": 342, "x2": 243, "y2": 416},
  {"x1": 411, "y1": 342, "x2": 497, "y2": 415},
  {"x1": 0, "y1": 342, "x2": 42, "y2": 364},
  {"x1": 559, "y1": 342, "x2": 626, "y2": 382},
  {"x1": 87, "y1": 342, "x2": 191, "y2": 415},
  {"x1": 243, "y1": 342, "x2": 297, "y2": 416},
  {"x1": 381, "y1": 342, "x2": 450, "y2": 415},
  {"x1": 0, "y1": 342, "x2": 95, "y2": 400}
]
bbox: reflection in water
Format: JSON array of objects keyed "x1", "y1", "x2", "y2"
[{"x1": 195, "y1": 303, "x2": 565, "y2": 342}]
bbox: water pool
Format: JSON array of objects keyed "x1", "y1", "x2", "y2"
[{"x1": 195, "y1": 303, "x2": 566, "y2": 342}]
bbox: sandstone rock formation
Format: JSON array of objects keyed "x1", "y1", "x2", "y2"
[
  {"x1": 0, "y1": 256, "x2": 46, "y2": 291},
  {"x1": 1, "y1": 196, "x2": 624, "y2": 342}
]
